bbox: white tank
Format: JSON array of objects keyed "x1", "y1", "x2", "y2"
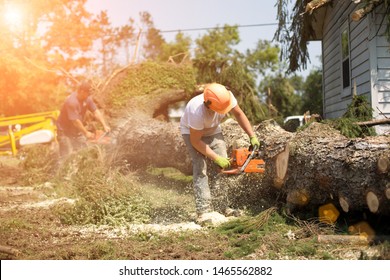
[{"x1": 19, "y1": 130, "x2": 54, "y2": 146}]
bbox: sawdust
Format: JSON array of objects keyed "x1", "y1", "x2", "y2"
[
  {"x1": 62, "y1": 223, "x2": 203, "y2": 240},
  {"x1": 296, "y1": 121, "x2": 344, "y2": 139}
]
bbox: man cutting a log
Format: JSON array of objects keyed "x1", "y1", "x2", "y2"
[
  {"x1": 180, "y1": 83, "x2": 260, "y2": 225},
  {"x1": 56, "y1": 81, "x2": 111, "y2": 157}
]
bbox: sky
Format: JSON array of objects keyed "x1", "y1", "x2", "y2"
[{"x1": 85, "y1": 0, "x2": 322, "y2": 77}]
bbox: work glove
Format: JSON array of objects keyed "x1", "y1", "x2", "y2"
[
  {"x1": 85, "y1": 131, "x2": 95, "y2": 140},
  {"x1": 214, "y1": 156, "x2": 231, "y2": 169},
  {"x1": 250, "y1": 135, "x2": 260, "y2": 148}
]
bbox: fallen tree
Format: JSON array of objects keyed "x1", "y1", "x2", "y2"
[
  {"x1": 220, "y1": 119, "x2": 390, "y2": 215},
  {"x1": 105, "y1": 87, "x2": 389, "y2": 216},
  {"x1": 107, "y1": 90, "x2": 193, "y2": 175},
  {"x1": 100, "y1": 64, "x2": 389, "y2": 216},
  {"x1": 256, "y1": 121, "x2": 390, "y2": 215}
]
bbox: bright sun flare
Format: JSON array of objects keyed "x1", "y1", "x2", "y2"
[{"x1": 4, "y1": 5, "x2": 23, "y2": 27}]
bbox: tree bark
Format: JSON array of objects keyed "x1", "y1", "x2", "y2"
[
  {"x1": 224, "y1": 121, "x2": 390, "y2": 214},
  {"x1": 351, "y1": 0, "x2": 383, "y2": 21},
  {"x1": 317, "y1": 235, "x2": 370, "y2": 245},
  {"x1": 100, "y1": 85, "x2": 194, "y2": 174},
  {"x1": 105, "y1": 84, "x2": 390, "y2": 215},
  {"x1": 355, "y1": 118, "x2": 390, "y2": 127},
  {"x1": 305, "y1": 0, "x2": 332, "y2": 15}
]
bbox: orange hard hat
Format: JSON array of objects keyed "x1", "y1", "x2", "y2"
[{"x1": 203, "y1": 83, "x2": 233, "y2": 114}]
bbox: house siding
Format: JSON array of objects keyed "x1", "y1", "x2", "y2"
[
  {"x1": 322, "y1": 1, "x2": 353, "y2": 119},
  {"x1": 320, "y1": 0, "x2": 390, "y2": 134},
  {"x1": 370, "y1": 4, "x2": 390, "y2": 134},
  {"x1": 322, "y1": 0, "x2": 373, "y2": 119}
]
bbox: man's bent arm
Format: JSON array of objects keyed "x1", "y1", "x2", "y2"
[
  {"x1": 93, "y1": 109, "x2": 111, "y2": 132},
  {"x1": 231, "y1": 105, "x2": 255, "y2": 137},
  {"x1": 189, "y1": 128, "x2": 219, "y2": 161},
  {"x1": 71, "y1": 119, "x2": 94, "y2": 138}
]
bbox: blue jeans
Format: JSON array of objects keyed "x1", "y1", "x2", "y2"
[
  {"x1": 182, "y1": 133, "x2": 229, "y2": 214},
  {"x1": 57, "y1": 130, "x2": 86, "y2": 158}
]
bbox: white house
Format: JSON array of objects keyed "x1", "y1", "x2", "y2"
[{"x1": 306, "y1": 0, "x2": 390, "y2": 134}]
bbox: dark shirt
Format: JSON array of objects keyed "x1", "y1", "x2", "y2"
[{"x1": 57, "y1": 92, "x2": 97, "y2": 136}]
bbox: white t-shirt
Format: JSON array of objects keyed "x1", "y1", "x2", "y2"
[{"x1": 180, "y1": 92, "x2": 237, "y2": 136}]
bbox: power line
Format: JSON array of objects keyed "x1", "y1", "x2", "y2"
[
  {"x1": 158, "y1": 22, "x2": 278, "y2": 34},
  {"x1": 0, "y1": 22, "x2": 279, "y2": 41}
]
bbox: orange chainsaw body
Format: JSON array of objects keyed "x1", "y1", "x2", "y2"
[
  {"x1": 222, "y1": 147, "x2": 265, "y2": 174},
  {"x1": 88, "y1": 130, "x2": 111, "y2": 145}
]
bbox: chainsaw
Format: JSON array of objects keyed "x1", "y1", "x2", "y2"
[
  {"x1": 88, "y1": 130, "x2": 111, "y2": 145},
  {"x1": 222, "y1": 144, "x2": 265, "y2": 175}
]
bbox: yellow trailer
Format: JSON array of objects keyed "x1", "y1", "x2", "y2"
[{"x1": 0, "y1": 111, "x2": 59, "y2": 156}]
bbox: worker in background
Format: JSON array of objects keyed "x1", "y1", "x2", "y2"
[
  {"x1": 180, "y1": 83, "x2": 260, "y2": 225},
  {"x1": 56, "y1": 81, "x2": 111, "y2": 157}
]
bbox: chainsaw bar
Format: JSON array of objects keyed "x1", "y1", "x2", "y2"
[
  {"x1": 88, "y1": 130, "x2": 111, "y2": 144},
  {"x1": 238, "y1": 144, "x2": 258, "y2": 173},
  {"x1": 222, "y1": 144, "x2": 265, "y2": 175}
]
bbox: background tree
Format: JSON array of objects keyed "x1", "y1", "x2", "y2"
[
  {"x1": 0, "y1": 0, "x2": 137, "y2": 116},
  {"x1": 141, "y1": 11, "x2": 165, "y2": 60},
  {"x1": 193, "y1": 25, "x2": 241, "y2": 84},
  {"x1": 193, "y1": 25, "x2": 274, "y2": 123},
  {"x1": 0, "y1": 0, "x2": 94, "y2": 116},
  {"x1": 288, "y1": 74, "x2": 304, "y2": 97},
  {"x1": 42, "y1": 0, "x2": 96, "y2": 73},
  {"x1": 301, "y1": 68, "x2": 323, "y2": 116},
  {"x1": 260, "y1": 73, "x2": 303, "y2": 119},
  {"x1": 0, "y1": 0, "x2": 317, "y2": 121},
  {"x1": 158, "y1": 32, "x2": 192, "y2": 63},
  {"x1": 245, "y1": 40, "x2": 279, "y2": 77},
  {"x1": 116, "y1": 18, "x2": 136, "y2": 64},
  {"x1": 274, "y1": 0, "x2": 312, "y2": 73},
  {"x1": 93, "y1": 11, "x2": 117, "y2": 76}
]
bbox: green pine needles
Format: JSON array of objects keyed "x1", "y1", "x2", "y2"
[{"x1": 325, "y1": 95, "x2": 376, "y2": 138}]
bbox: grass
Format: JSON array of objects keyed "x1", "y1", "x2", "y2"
[
  {"x1": 18, "y1": 144, "x2": 59, "y2": 185},
  {"x1": 146, "y1": 166, "x2": 193, "y2": 184},
  {"x1": 0, "y1": 218, "x2": 33, "y2": 233},
  {"x1": 53, "y1": 146, "x2": 153, "y2": 226},
  {"x1": 1, "y1": 144, "x2": 389, "y2": 260}
]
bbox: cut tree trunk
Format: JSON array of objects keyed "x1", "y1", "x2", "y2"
[
  {"x1": 339, "y1": 196, "x2": 351, "y2": 213},
  {"x1": 101, "y1": 85, "x2": 194, "y2": 174},
  {"x1": 366, "y1": 191, "x2": 380, "y2": 213},
  {"x1": 222, "y1": 120, "x2": 390, "y2": 214},
  {"x1": 103, "y1": 81, "x2": 390, "y2": 215},
  {"x1": 386, "y1": 183, "x2": 390, "y2": 199},
  {"x1": 224, "y1": 119, "x2": 389, "y2": 215},
  {"x1": 377, "y1": 155, "x2": 390, "y2": 174}
]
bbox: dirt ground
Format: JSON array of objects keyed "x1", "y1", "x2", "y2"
[
  {"x1": 0, "y1": 156, "x2": 389, "y2": 260},
  {"x1": 0, "y1": 157, "x2": 216, "y2": 260}
]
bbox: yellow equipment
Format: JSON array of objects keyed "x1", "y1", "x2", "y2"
[{"x1": 0, "y1": 111, "x2": 59, "y2": 156}]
